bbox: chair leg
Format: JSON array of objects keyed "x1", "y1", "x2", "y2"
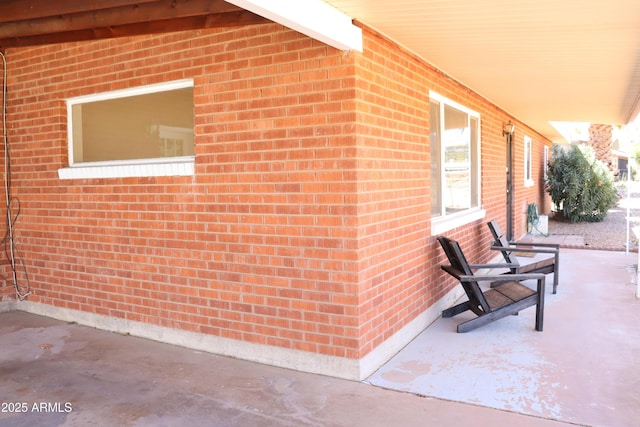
[
  {"x1": 442, "y1": 301, "x2": 471, "y2": 318},
  {"x1": 457, "y1": 315, "x2": 494, "y2": 333},
  {"x1": 535, "y1": 278, "x2": 545, "y2": 331},
  {"x1": 535, "y1": 304, "x2": 544, "y2": 331},
  {"x1": 553, "y1": 253, "x2": 559, "y2": 294}
]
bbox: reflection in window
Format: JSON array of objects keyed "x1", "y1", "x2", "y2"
[
  {"x1": 430, "y1": 93, "x2": 481, "y2": 218},
  {"x1": 68, "y1": 80, "x2": 194, "y2": 165},
  {"x1": 444, "y1": 105, "x2": 470, "y2": 214},
  {"x1": 524, "y1": 136, "x2": 534, "y2": 187}
]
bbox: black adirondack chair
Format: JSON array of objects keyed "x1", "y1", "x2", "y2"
[
  {"x1": 487, "y1": 219, "x2": 560, "y2": 294},
  {"x1": 437, "y1": 236, "x2": 545, "y2": 333}
]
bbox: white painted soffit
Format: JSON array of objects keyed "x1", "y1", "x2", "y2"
[
  {"x1": 224, "y1": 0, "x2": 363, "y2": 52},
  {"x1": 323, "y1": 0, "x2": 640, "y2": 143}
]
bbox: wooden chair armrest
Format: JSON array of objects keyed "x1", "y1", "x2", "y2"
[
  {"x1": 490, "y1": 245, "x2": 558, "y2": 254},
  {"x1": 468, "y1": 262, "x2": 519, "y2": 270},
  {"x1": 509, "y1": 241, "x2": 560, "y2": 249},
  {"x1": 459, "y1": 272, "x2": 546, "y2": 283}
]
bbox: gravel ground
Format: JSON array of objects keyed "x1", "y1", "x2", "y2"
[{"x1": 546, "y1": 182, "x2": 640, "y2": 252}]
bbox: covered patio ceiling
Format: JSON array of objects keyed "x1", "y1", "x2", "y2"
[
  {"x1": 0, "y1": 0, "x2": 638, "y2": 143},
  {"x1": 324, "y1": 0, "x2": 640, "y2": 142}
]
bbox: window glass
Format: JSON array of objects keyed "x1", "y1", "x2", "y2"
[
  {"x1": 443, "y1": 105, "x2": 471, "y2": 214},
  {"x1": 524, "y1": 136, "x2": 533, "y2": 186},
  {"x1": 68, "y1": 80, "x2": 194, "y2": 165},
  {"x1": 543, "y1": 145, "x2": 549, "y2": 180},
  {"x1": 429, "y1": 92, "x2": 481, "y2": 220}
]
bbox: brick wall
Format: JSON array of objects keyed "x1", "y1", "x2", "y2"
[
  {"x1": 4, "y1": 24, "x2": 363, "y2": 359},
  {"x1": 353, "y1": 30, "x2": 431, "y2": 355},
  {"x1": 354, "y1": 27, "x2": 553, "y2": 356},
  {"x1": 1, "y1": 22, "x2": 552, "y2": 371}
]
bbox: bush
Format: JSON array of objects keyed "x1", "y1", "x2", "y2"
[{"x1": 546, "y1": 144, "x2": 617, "y2": 222}]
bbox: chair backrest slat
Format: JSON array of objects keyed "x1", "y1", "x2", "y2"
[
  {"x1": 487, "y1": 220, "x2": 520, "y2": 267},
  {"x1": 437, "y1": 236, "x2": 490, "y2": 314}
]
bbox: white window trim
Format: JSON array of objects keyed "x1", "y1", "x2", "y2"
[
  {"x1": 60, "y1": 79, "x2": 195, "y2": 179},
  {"x1": 524, "y1": 136, "x2": 534, "y2": 187},
  {"x1": 429, "y1": 91, "x2": 485, "y2": 236},
  {"x1": 58, "y1": 156, "x2": 195, "y2": 179},
  {"x1": 431, "y1": 207, "x2": 486, "y2": 235},
  {"x1": 429, "y1": 91, "x2": 478, "y2": 122}
]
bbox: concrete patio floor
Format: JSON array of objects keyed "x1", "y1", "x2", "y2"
[
  {"x1": 1, "y1": 248, "x2": 639, "y2": 426},
  {"x1": 368, "y1": 248, "x2": 640, "y2": 427}
]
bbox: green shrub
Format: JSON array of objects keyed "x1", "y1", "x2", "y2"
[{"x1": 546, "y1": 144, "x2": 617, "y2": 222}]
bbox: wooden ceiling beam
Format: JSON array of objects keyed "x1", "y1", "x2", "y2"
[
  {"x1": 0, "y1": 0, "x2": 242, "y2": 39},
  {"x1": 0, "y1": 11, "x2": 268, "y2": 48},
  {"x1": 0, "y1": 0, "x2": 161, "y2": 23}
]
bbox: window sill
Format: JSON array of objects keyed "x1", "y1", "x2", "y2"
[
  {"x1": 58, "y1": 157, "x2": 195, "y2": 180},
  {"x1": 524, "y1": 179, "x2": 535, "y2": 188},
  {"x1": 431, "y1": 208, "x2": 487, "y2": 236}
]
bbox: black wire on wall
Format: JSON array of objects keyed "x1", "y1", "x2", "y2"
[{"x1": 1, "y1": 51, "x2": 31, "y2": 301}]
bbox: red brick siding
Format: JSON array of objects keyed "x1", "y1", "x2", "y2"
[
  {"x1": 2, "y1": 22, "x2": 552, "y2": 363},
  {"x1": 352, "y1": 27, "x2": 552, "y2": 354},
  {"x1": 5, "y1": 24, "x2": 362, "y2": 358},
  {"x1": 354, "y1": 30, "x2": 431, "y2": 355}
]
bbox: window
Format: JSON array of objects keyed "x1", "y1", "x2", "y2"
[
  {"x1": 430, "y1": 92, "x2": 483, "y2": 234},
  {"x1": 59, "y1": 79, "x2": 195, "y2": 179},
  {"x1": 524, "y1": 136, "x2": 533, "y2": 187},
  {"x1": 543, "y1": 145, "x2": 549, "y2": 181}
]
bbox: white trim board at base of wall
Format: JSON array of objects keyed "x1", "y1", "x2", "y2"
[{"x1": 6, "y1": 286, "x2": 463, "y2": 381}]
